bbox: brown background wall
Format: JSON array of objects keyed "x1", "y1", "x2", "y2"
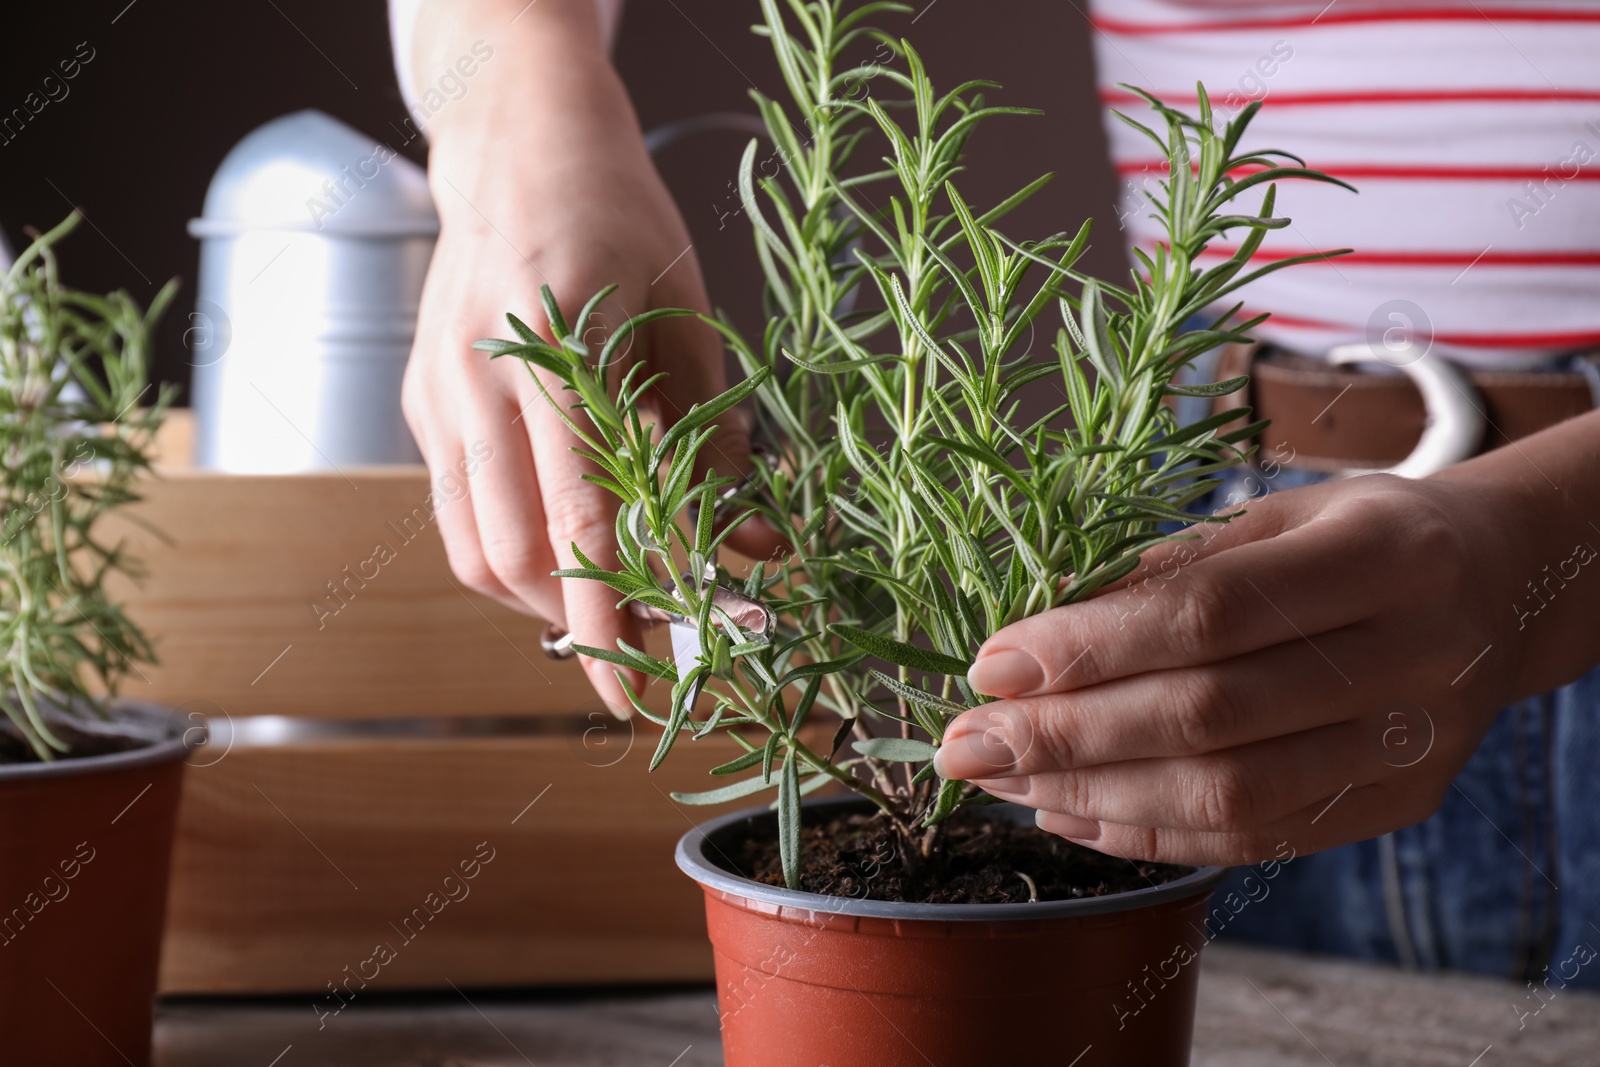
[{"x1": 0, "y1": 0, "x2": 1124, "y2": 402}]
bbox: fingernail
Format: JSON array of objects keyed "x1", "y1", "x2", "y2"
[
  {"x1": 602, "y1": 700, "x2": 632, "y2": 722},
  {"x1": 934, "y1": 711, "x2": 1022, "y2": 779},
  {"x1": 972, "y1": 776, "x2": 1030, "y2": 802},
  {"x1": 1036, "y1": 808, "x2": 1100, "y2": 840},
  {"x1": 968, "y1": 648, "x2": 1043, "y2": 697}
]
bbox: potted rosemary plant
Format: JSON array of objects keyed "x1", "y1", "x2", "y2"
[
  {"x1": 480, "y1": 2, "x2": 1347, "y2": 1061},
  {"x1": 0, "y1": 212, "x2": 192, "y2": 1067}
]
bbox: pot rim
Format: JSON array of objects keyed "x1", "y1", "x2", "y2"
[
  {"x1": 0, "y1": 700, "x2": 199, "y2": 782},
  {"x1": 676, "y1": 796, "x2": 1228, "y2": 922}
]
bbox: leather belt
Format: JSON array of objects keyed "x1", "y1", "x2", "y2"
[{"x1": 1217, "y1": 345, "x2": 1598, "y2": 471}]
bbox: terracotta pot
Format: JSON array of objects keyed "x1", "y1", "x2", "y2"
[
  {"x1": 0, "y1": 703, "x2": 195, "y2": 1066},
  {"x1": 677, "y1": 797, "x2": 1228, "y2": 1067}
]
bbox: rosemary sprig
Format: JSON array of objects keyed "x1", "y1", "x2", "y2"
[
  {"x1": 480, "y1": 0, "x2": 1349, "y2": 889},
  {"x1": 0, "y1": 212, "x2": 176, "y2": 760}
]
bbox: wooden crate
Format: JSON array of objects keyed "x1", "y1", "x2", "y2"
[
  {"x1": 103, "y1": 417, "x2": 771, "y2": 993},
  {"x1": 161, "y1": 733, "x2": 752, "y2": 994}
]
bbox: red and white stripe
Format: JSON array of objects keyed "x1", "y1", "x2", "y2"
[{"x1": 1087, "y1": 0, "x2": 1600, "y2": 367}]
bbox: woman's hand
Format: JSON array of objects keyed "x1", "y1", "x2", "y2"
[
  {"x1": 933, "y1": 466, "x2": 1568, "y2": 866},
  {"x1": 402, "y1": 0, "x2": 766, "y2": 710}
]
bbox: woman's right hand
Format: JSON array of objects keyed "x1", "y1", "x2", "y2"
[{"x1": 401, "y1": 0, "x2": 769, "y2": 711}]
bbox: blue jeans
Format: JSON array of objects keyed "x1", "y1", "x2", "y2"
[{"x1": 1202, "y1": 464, "x2": 1600, "y2": 990}]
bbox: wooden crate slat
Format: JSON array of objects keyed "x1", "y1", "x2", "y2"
[{"x1": 103, "y1": 465, "x2": 621, "y2": 720}]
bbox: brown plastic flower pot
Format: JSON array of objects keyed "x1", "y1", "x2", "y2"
[
  {"x1": 677, "y1": 797, "x2": 1228, "y2": 1067},
  {"x1": 0, "y1": 703, "x2": 195, "y2": 1067}
]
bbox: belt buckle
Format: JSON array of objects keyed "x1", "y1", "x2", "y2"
[{"x1": 1325, "y1": 340, "x2": 1486, "y2": 479}]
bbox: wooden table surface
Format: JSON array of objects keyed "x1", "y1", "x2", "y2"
[{"x1": 154, "y1": 944, "x2": 1600, "y2": 1067}]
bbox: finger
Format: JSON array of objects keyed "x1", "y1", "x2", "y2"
[
  {"x1": 936, "y1": 623, "x2": 1371, "y2": 780},
  {"x1": 464, "y1": 388, "x2": 567, "y2": 624},
  {"x1": 648, "y1": 312, "x2": 749, "y2": 476},
  {"x1": 402, "y1": 393, "x2": 432, "y2": 459},
  {"x1": 967, "y1": 499, "x2": 1398, "y2": 698},
  {"x1": 526, "y1": 393, "x2": 645, "y2": 711},
  {"x1": 723, "y1": 518, "x2": 790, "y2": 563},
  {"x1": 421, "y1": 438, "x2": 526, "y2": 613},
  {"x1": 972, "y1": 719, "x2": 1383, "y2": 834},
  {"x1": 1099, "y1": 482, "x2": 1300, "y2": 594},
  {"x1": 403, "y1": 345, "x2": 519, "y2": 605},
  {"x1": 708, "y1": 405, "x2": 789, "y2": 562},
  {"x1": 647, "y1": 274, "x2": 786, "y2": 561},
  {"x1": 1038, "y1": 779, "x2": 1438, "y2": 866}
]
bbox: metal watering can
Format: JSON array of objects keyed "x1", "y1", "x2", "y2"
[{"x1": 188, "y1": 110, "x2": 436, "y2": 472}]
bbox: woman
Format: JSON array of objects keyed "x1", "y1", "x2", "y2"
[{"x1": 391, "y1": 0, "x2": 1600, "y2": 986}]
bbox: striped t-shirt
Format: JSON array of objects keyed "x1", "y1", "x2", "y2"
[{"x1": 1086, "y1": 0, "x2": 1600, "y2": 368}]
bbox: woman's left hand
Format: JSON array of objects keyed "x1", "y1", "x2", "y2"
[{"x1": 932, "y1": 470, "x2": 1550, "y2": 865}]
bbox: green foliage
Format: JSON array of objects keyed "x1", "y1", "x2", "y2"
[
  {"x1": 480, "y1": 1, "x2": 1349, "y2": 888},
  {"x1": 0, "y1": 212, "x2": 177, "y2": 760}
]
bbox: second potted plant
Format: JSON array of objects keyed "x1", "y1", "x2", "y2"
[
  {"x1": 0, "y1": 213, "x2": 193, "y2": 1067},
  {"x1": 481, "y1": 1, "x2": 1348, "y2": 1061}
]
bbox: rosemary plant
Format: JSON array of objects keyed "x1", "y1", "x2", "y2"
[
  {"x1": 479, "y1": 0, "x2": 1350, "y2": 889},
  {"x1": 0, "y1": 212, "x2": 175, "y2": 761}
]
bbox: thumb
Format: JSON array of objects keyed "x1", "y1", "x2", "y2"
[
  {"x1": 646, "y1": 306, "x2": 788, "y2": 562},
  {"x1": 1105, "y1": 477, "x2": 1304, "y2": 593},
  {"x1": 703, "y1": 406, "x2": 789, "y2": 561}
]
